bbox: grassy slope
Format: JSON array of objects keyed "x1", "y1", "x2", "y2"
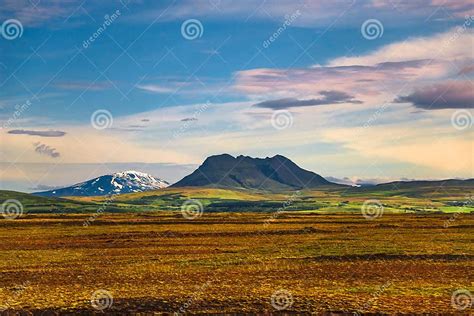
[
  {"x1": 0, "y1": 190, "x2": 106, "y2": 213},
  {"x1": 1, "y1": 182, "x2": 473, "y2": 214},
  {"x1": 62, "y1": 183, "x2": 474, "y2": 214},
  {"x1": 69, "y1": 187, "x2": 293, "y2": 213}
]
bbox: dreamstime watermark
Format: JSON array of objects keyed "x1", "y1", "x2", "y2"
[
  {"x1": 359, "y1": 102, "x2": 389, "y2": 132},
  {"x1": 444, "y1": 212, "x2": 462, "y2": 228},
  {"x1": 174, "y1": 280, "x2": 212, "y2": 314},
  {"x1": 264, "y1": 191, "x2": 301, "y2": 227},
  {"x1": 91, "y1": 109, "x2": 114, "y2": 130},
  {"x1": 441, "y1": 14, "x2": 474, "y2": 51},
  {"x1": 361, "y1": 19, "x2": 384, "y2": 40},
  {"x1": 271, "y1": 110, "x2": 293, "y2": 130},
  {"x1": 181, "y1": 199, "x2": 204, "y2": 220},
  {"x1": 1, "y1": 199, "x2": 24, "y2": 220},
  {"x1": 91, "y1": 289, "x2": 114, "y2": 311},
  {"x1": 181, "y1": 19, "x2": 204, "y2": 40},
  {"x1": 451, "y1": 289, "x2": 472, "y2": 311},
  {"x1": 209, "y1": 0, "x2": 221, "y2": 10},
  {"x1": 83, "y1": 194, "x2": 117, "y2": 227},
  {"x1": 270, "y1": 289, "x2": 293, "y2": 311},
  {"x1": 0, "y1": 281, "x2": 31, "y2": 311},
  {"x1": 262, "y1": 10, "x2": 301, "y2": 48},
  {"x1": 83, "y1": 10, "x2": 121, "y2": 49},
  {"x1": 361, "y1": 199, "x2": 384, "y2": 220},
  {"x1": 451, "y1": 110, "x2": 473, "y2": 131},
  {"x1": 1, "y1": 19, "x2": 23, "y2": 40},
  {"x1": 172, "y1": 101, "x2": 210, "y2": 139},
  {"x1": 2, "y1": 99, "x2": 31, "y2": 129}
]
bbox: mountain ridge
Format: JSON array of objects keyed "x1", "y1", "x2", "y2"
[{"x1": 172, "y1": 154, "x2": 340, "y2": 191}]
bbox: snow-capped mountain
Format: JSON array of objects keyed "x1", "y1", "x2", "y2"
[{"x1": 34, "y1": 170, "x2": 169, "y2": 197}]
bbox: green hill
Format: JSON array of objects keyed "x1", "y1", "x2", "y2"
[{"x1": 2, "y1": 178, "x2": 473, "y2": 215}]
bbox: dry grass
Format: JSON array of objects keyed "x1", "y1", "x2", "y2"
[{"x1": 0, "y1": 212, "x2": 473, "y2": 314}]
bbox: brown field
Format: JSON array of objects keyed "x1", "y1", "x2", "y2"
[{"x1": 0, "y1": 212, "x2": 473, "y2": 315}]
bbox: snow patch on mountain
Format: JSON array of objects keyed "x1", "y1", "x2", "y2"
[{"x1": 34, "y1": 170, "x2": 169, "y2": 197}]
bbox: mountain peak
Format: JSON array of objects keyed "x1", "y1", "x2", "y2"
[
  {"x1": 270, "y1": 154, "x2": 291, "y2": 161},
  {"x1": 172, "y1": 154, "x2": 337, "y2": 191},
  {"x1": 115, "y1": 170, "x2": 147, "y2": 175},
  {"x1": 112, "y1": 170, "x2": 157, "y2": 179},
  {"x1": 34, "y1": 170, "x2": 169, "y2": 197}
]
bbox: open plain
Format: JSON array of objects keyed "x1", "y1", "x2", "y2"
[{"x1": 1, "y1": 212, "x2": 472, "y2": 314}]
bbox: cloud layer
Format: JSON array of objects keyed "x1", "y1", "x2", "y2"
[
  {"x1": 8, "y1": 129, "x2": 67, "y2": 137},
  {"x1": 254, "y1": 91, "x2": 362, "y2": 109},
  {"x1": 395, "y1": 81, "x2": 474, "y2": 109},
  {"x1": 126, "y1": 0, "x2": 474, "y2": 27},
  {"x1": 236, "y1": 29, "x2": 473, "y2": 112}
]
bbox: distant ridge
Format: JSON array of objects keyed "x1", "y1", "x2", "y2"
[
  {"x1": 374, "y1": 179, "x2": 474, "y2": 189},
  {"x1": 34, "y1": 170, "x2": 169, "y2": 197},
  {"x1": 171, "y1": 154, "x2": 339, "y2": 191}
]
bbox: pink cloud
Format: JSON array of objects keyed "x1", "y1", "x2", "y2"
[
  {"x1": 234, "y1": 60, "x2": 445, "y2": 102},
  {"x1": 234, "y1": 29, "x2": 473, "y2": 108}
]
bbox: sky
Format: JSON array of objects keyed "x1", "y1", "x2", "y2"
[{"x1": 0, "y1": 0, "x2": 473, "y2": 192}]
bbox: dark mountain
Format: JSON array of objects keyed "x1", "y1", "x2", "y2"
[
  {"x1": 171, "y1": 154, "x2": 339, "y2": 191},
  {"x1": 34, "y1": 170, "x2": 169, "y2": 197}
]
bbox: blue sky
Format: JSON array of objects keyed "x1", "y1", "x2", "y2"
[{"x1": 1, "y1": 0, "x2": 473, "y2": 191}]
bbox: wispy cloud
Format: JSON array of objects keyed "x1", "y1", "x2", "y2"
[
  {"x1": 29, "y1": 184, "x2": 63, "y2": 191},
  {"x1": 136, "y1": 84, "x2": 176, "y2": 94},
  {"x1": 54, "y1": 81, "x2": 111, "y2": 91},
  {"x1": 125, "y1": 0, "x2": 472, "y2": 26},
  {"x1": 254, "y1": 91, "x2": 362, "y2": 109},
  {"x1": 234, "y1": 60, "x2": 442, "y2": 102},
  {"x1": 0, "y1": 0, "x2": 86, "y2": 26},
  {"x1": 33, "y1": 142, "x2": 60, "y2": 158},
  {"x1": 371, "y1": 0, "x2": 474, "y2": 17},
  {"x1": 458, "y1": 64, "x2": 474, "y2": 75},
  {"x1": 110, "y1": 125, "x2": 147, "y2": 132},
  {"x1": 8, "y1": 129, "x2": 66, "y2": 137},
  {"x1": 135, "y1": 79, "x2": 229, "y2": 97}
]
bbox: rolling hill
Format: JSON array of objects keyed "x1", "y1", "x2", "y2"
[{"x1": 0, "y1": 190, "x2": 106, "y2": 213}]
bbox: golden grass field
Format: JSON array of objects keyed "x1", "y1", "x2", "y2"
[{"x1": 0, "y1": 212, "x2": 473, "y2": 314}]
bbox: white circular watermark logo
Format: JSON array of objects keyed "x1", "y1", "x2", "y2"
[
  {"x1": 451, "y1": 110, "x2": 472, "y2": 131},
  {"x1": 181, "y1": 19, "x2": 204, "y2": 40},
  {"x1": 451, "y1": 289, "x2": 472, "y2": 311},
  {"x1": 91, "y1": 289, "x2": 113, "y2": 311},
  {"x1": 91, "y1": 109, "x2": 113, "y2": 130},
  {"x1": 361, "y1": 19, "x2": 384, "y2": 40},
  {"x1": 181, "y1": 199, "x2": 204, "y2": 219},
  {"x1": 361, "y1": 199, "x2": 384, "y2": 220},
  {"x1": 1, "y1": 19, "x2": 23, "y2": 40},
  {"x1": 271, "y1": 289, "x2": 293, "y2": 311},
  {"x1": 1, "y1": 199, "x2": 23, "y2": 220},
  {"x1": 271, "y1": 110, "x2": 293, "y2": 130}
]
